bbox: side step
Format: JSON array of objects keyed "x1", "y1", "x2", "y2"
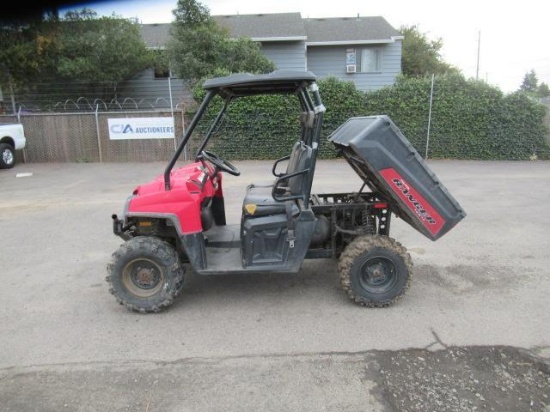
[{"x1": 199, "y1": 224, "x2": 301, "y2": 275}]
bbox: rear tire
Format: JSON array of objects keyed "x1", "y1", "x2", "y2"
[
  {"x1": 338, "y1": 235, "x2": 412, "y2": 307},
  {"x1": 106, "y1": 236, "x2": 185, "y2": 313},
  {"x1": 0, "y1": 143, "x2": 16, "y2": 169}
]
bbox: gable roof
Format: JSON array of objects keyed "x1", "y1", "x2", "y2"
[
  {"x1": 214, "y1": 13, "x2": 306, "y2": 41},
  {"x1": 139, "y1": 13, "x2": 401, "y2": 48},
  {"x1": 304, "y1": 16, "x2": 402, "y2": 45}
]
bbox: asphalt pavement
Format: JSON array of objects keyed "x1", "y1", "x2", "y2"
[{"x1": 0, "y1": 159, "x2": 549, "y2": 411}]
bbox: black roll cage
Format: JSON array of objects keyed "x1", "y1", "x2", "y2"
[{"x1": 163, "y1": 71, "x2": 326, "y2": 191}]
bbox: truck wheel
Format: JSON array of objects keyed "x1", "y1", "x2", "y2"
[
  {"x1": 338, "y1": 235, "x2": 412, "y2": 307},
  {"x1": 106, "y1": 236, "x2": 185, "y2": 313},
  {"x1": 0, "y1": 143, "x2": 16, "y2": 169}
]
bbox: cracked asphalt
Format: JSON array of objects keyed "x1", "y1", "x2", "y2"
[{"x1": 1, "y1": 159, "x2": 549, "y2": 411}]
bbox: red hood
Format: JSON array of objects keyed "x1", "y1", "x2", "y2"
[{"x1": 126, "y1": 161, "x2": 222, "y2": 234}]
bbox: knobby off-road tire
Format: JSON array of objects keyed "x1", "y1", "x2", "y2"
[
  {"x1": 106, "y1": 236, "x2": 185, "y2": 313},
  {"x1": 0, "y1": 143, "x2": 16, "y2": 169},
  {"x1": 338, "y1": 235, "x2": 412, "y2": 307}
]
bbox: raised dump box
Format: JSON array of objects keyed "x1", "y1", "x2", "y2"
[{"x1": 328, "y1": 115, "x2": 466, "y2": 241}]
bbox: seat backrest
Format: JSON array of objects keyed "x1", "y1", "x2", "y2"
[
  {"x1": 285, "y1": 141, "x2": 304, "y2": 176},
  {"x1": 287, "y1": 142, "x2": 313, "y2": 196}
]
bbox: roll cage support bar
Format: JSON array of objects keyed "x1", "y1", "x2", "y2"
[{"x1": 164, "y1": 90, "x2": 216, "y2": 190}]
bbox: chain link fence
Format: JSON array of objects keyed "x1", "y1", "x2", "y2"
[{"x1": 544, "y1": 103, "x2": 550, "y2": 147}]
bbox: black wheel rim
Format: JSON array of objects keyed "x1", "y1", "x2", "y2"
[
  {"x1": 358, "y1": 256, "x2": 397, "y2": 294},
  {"x1": 122, "y1": 258, "x2": 164, "y2": 298}
]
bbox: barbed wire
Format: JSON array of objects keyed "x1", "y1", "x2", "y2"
[{"x1": 11, "y1": 96, "x2": 184, "y2": 113}]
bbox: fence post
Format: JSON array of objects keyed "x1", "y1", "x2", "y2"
[
  {"x1": 425, "y1": 73, "x2": 435, "y2": 160},
  {"x1": 17, "y1": 107, "x2": 26, "y2": 164},
  {"x1": 95, "y1": 105, "x2": 103, "y2": 163}
]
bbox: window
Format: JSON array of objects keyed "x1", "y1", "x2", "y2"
[{"x1": 361, "y1": 48, "x2": 381, "y2": 73}]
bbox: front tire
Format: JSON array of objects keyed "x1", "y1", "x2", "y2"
[
  {"x1": 338, "y1": 235, "x2": 412, "y2": 307},
  {"x1": 106, "y1": 236, "x2": 185, "y2": 313},
  {"x1": 0, "y1": 143, "x2": 16, "y2": 169}
]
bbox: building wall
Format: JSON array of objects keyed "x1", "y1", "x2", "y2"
[
  {"x1": 118, "y1": 69, "x2": 189, "y2": 109},
  {"x1": 119, "y1": 41, "x2": 307, "y2": 106},
  {"x1": 306, "y1": 40, "x2": 402, "y2": 91},
  {"x1": 260, "y1": 41, "x2": 307, "y2": 71},
  {"x1": 118, "y1": 40, "x2": 401, "y2": 107}
]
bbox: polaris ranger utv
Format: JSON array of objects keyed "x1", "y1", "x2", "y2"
[{"x1": 107, "y1": 71, "x2": 466, "y2": 313}]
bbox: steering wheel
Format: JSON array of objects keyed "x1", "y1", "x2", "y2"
[{"x1": 198, "y1": 150, "x2": 241, "y2": 176}]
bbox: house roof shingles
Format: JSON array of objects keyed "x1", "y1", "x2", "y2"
[
  {"x1": 304, "y1": 16, "x2": 401, "y2": 44},
  {"x1": 139, "y1": 13, "x2": 401, "y2": 48},
  {"x1": 214, "y1": 13, "x2": 306, "y2": 40}
]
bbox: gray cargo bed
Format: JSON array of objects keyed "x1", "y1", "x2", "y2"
[{"x1": 328, "y1": 115, "x2": 466, "y2": 241}]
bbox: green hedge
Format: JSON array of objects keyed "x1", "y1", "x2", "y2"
[
  {"x1": 191, "y1": 94, "x2": 300, "y2": 159},
  {"x1": 188, "y1": 74, "x2": 550, "y2": 160},
  {"x1": 363, "y1": 74, "x2": 550, "y2": 160}
]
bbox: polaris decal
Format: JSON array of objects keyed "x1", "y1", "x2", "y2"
[{"x1": 380, "y1": 168, "x2": 445, "y2": 236}]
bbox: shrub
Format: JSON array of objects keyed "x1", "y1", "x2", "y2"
[{"x1": 186, "y1": 73, "x2": 550, "y2": 160}]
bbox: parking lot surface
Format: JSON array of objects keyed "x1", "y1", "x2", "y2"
[{"x1": 1, "y1": 159, "x2": 549, "y2": 411}]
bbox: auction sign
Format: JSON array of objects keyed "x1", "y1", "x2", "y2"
[{"x1": 108, "y1": 117, "x2": 175, "y2": 140}]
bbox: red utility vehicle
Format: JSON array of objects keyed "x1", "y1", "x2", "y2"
[{"x1": 107, "y1": 71, "x2": 466, "y2": 313}]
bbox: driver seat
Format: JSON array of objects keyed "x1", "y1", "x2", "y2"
[{"x1": 242, "y1": 142, "x2": 312, "y2": 218}]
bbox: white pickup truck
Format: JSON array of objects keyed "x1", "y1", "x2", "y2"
[{"x1": 0, "y1": 123, "x2": 26, "y2": 169}]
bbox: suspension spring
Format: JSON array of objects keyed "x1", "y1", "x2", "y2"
[{"x1": 362, "y1": 208, "x2": 376, "y2": 234}]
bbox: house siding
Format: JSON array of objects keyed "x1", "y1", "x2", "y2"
[
  {"x1": 260, "y1": 41, "x2": 306, "y2": 71},
  {"x1": 118, "y1": 69, "x2": 189, "y2": 109},
  {"x1": 307, "y1": 40, "x2": 401, "y2": 91},
  {"x1": 119, "y1": 42, "x2": 307, "y2": 106},
  {"x1": 122, "y1": 17, "x2": 402, "y2": 108}
]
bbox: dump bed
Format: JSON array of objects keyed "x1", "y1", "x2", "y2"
[{"x1": 328, "y1": 115, "x2": 466, "y2": 241}]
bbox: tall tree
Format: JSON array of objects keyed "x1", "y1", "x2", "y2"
[
  {"x1": 171, "y1": 0, "x2": 211, "y2": 28},
  {"x1": 167, "y1": 0, "x2": 274, "y2": 86},
  {"x1": 538, "y1": 82, "x2": 550, "y2": 98},
  {"x1": 1, "y1": 9, "x2": 153, "y2": 110},
  {"x1": 400, "y1": 25, "x2": 459, "y2": 78},
  {"x1": 519, "y1": 69, "x2": 539, "y2": 94},
  {"x1": 167, "y1": 1, "x2": 227, "y2": 83},
  {"x1": 0, "y1": 18, "x2": 56, "y2": 92},
  {"x1": 518, "y1": 70, "x2": 550, "y2": 98},
  {"x1": 56, "y1": 9, "x2": 152, "y2": 86}
]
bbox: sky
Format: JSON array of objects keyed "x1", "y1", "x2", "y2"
[{"x1": 64, "y1": 0, "x2": 550, "y2": 93}]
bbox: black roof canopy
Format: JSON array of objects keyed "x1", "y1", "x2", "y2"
[{"x1": 202, "y1": 71, "x2": 318, "y2": 98}]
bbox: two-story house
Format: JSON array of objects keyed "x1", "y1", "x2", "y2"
[{"x1": 121, "y1": 12, "x2": 403, "y2": 108}]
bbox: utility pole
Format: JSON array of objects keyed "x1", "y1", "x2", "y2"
[{"x1": 476, "y1": 31, "x2": 481, "y2": 80}]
